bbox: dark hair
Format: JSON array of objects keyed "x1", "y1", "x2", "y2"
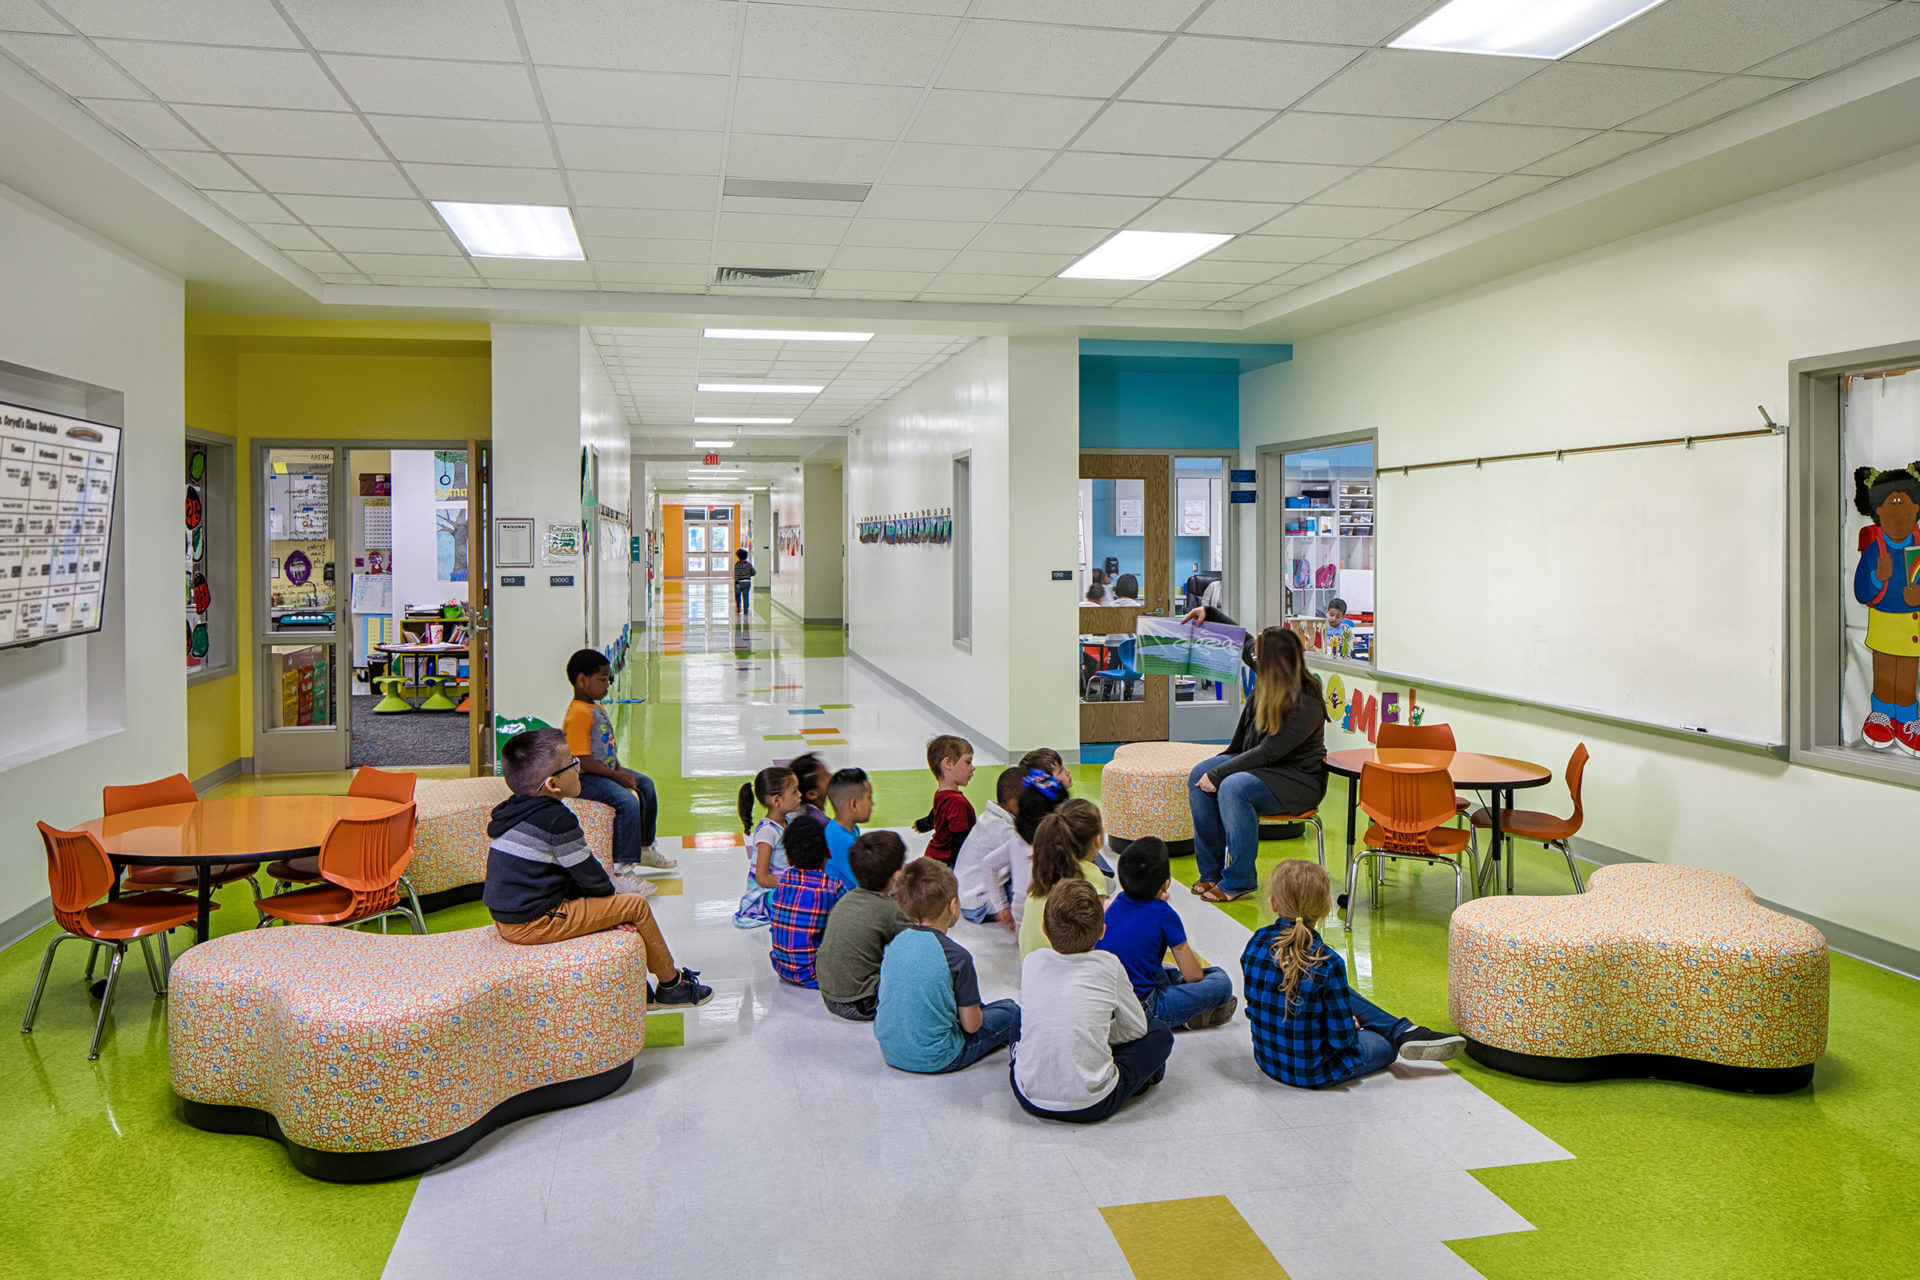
[
  {"x1": 925, "y1": 734, "x2": 971, "y2": 779},
  {"x1": 1114, "y1": 573, "x2": 1139, "y2": 599},
  {"x1": 789, "y1": 752, "x2": 830, "y2": 805},
  {"x1": 1086, "y1": 584, "x2": 1106, "y2": 602},
  {"x1": 827, "y1": 767, "x2": 870, "y2": 810},
  {"x1": 1117, "y1": 837, "x2": 1171, "y2": 901},
  {"x1": 1018, "y1": 748, "x2": 1064, "y2": 775},
  {"x1": 735, "y1": 548, "x2": 748, "y2": 560},
  {"x1": 739, "y1": 766, "x2": 796, "y2": 833},
  {"x1": 893, "y1": 856, "x2": 958, "y2": 923},
  {"x1": 1327, "y1": 598, "x2": 1347, "y2": 615},
  {"x1": 1854, "y1": 464, "x2": 1920, "y2": 519},
  {"x1": 1028, "y1": 798, "x2": 1102, "y2": 899},
  {"x1": 783, "y1": 814, "x2": 830, "y2": 871},
  {"x1": 1090, "y1": 568, "x2": 1108, "y2": 585},
  {"x1": 1043, "y1": 878, "x2": 1104, "y2": 954},
  {"x1": 848, "y1": 829, "x2": 906, "y2": 891},
  {"x1": 566, "y1": 648, "x2": 611, "y2": 684},
  {"x1": 994, "y1": 766, "x2": 1025, "y2": 807},
  {"x1": 1014, "y1": 770, "x2": 1069, "y2": 843},
  {"x1": 502, "y1": 728, "x2": 570, "y2": 796}
]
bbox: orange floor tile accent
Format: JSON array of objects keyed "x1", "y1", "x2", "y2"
[{"x1": 682, "y1": 832, "x2": 746, "y2": 849}]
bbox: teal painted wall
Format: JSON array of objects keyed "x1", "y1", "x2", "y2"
[{"x1": 1079, "y1": 367, "x2": 1239, "y2": 450}]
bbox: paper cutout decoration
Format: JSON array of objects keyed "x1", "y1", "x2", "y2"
[
  {"x1": 283, "y1": 549, "x2": 311, "y2": 585},
  {"x1": 1852, "y1": 461, "x2": 1920, "y2": 746},
  {"x1": 856, "y1": 508, "x2": 953, "y2": 546},
  {"x1": 1135, "y1": 616, "x2": 1247, "y2": 683}
]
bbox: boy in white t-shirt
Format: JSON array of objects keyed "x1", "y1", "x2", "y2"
[
  {"x1": 1011, "y1": 879, "x2": 1174, "y2": 1124},
  {"x1": 955, "y1": 767, "x2": 1021, "y2": 929}
]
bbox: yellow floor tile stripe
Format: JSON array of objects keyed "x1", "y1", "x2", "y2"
[{"x1": 1100, "y1": 1197, "x2": 1289, "y2": 1280}]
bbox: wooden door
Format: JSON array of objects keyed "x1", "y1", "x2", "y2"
[
  {"x1": 466, "y1": 438, "x2": 492, "y2": 775},
  {"x1": 1080, "y1": 453, "x2": 1170, "y2": 743}
]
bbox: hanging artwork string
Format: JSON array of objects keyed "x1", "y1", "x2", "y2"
[{"x1": 857, "y1": 508, "x2": 952, "y2": 546}]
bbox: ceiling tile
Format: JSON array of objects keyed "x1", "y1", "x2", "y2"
[
  {"x1": 316, "y1": 226, "x2": 463, "y2": 253},
  {"x1": 568, "y1": 171, "x2": 717, "y2": 209},
  {"x1": 1569, "y1": 0, "x2": 1885, "y2": 74},
  {"x1": 154, "y1": 149, "x2": 257, "y2": 191},
  {"x1": 280, "y1": 0, "x2": 523, "y2": 61},
  {"x1": 1032, "y1": 152, "x2": 1207, "y2": 198},
  {"x1": 1749, "y1": 4, "x2": 1920, "y2": 78},
  {"x1": 1229, "y1": 283, "x2": 1294, "y2": 302},
  {"x1": 1209, "y1": 233, "x2": 1347, "y2": 261},
  {"x1": 971, "y1": 0, "x2": 1201, "y2": 25},
  {"x1": 830, "y1": 245, "x2": 958, "y2": 271},
  {"x1": 709, "y1": 239, "x2": 837, "y2": 265},
  {"x1": 1277, "y1": 261, "x2": 1343, "y2": 284},
  {"x1": 345, "y1": 252, "x2": 481, "y2": 276},
  {"x1": 1374, "y1": 207, "x2": 1473, "y2": 238},
  {"x1": 471, "y1": 256, "x2": 596, "y2": 280},
  {"x1": 369, "y1": 115, "x2": 554, "y2": 167},
  {"x1": 908, "y1": 90, "x2": 1102, "y2": 148},
  {"x1": 583, "y1": 236, "x2": 712, "y2": 263},
  {"x1": 723, "y1": 194, "x2": 867, "y2": 218},
  {"x1": 1161, "y1": 257, "x2": 1287, "y2": 284},
  {"x1": 1073, "y1": 102, "x2": 1272, "y2": 159},
  {"x1": 0, "y1": 1, "x2": 64, "y2": 33},
  {"x1": 1622, "y1": 75, "x2": 1796, "y2": 132},
  {"x1": 858, "y1": 185, "x2": 1014, "y2": 220},
  {"x1": 1191, "y1": 0, "x2": 1434, "y2": 45},
  {"x1": 716, "y1": 212, "x2": 851, "y2": 245},
  {"x1": 553, "y1": 125, "x2": 723, "y2": 175},
  {"x1": 1175, "y1": 159, "x2": 1353, "y2": 203},
  {"x1": 326, "y1": 55, "x2": 539, "y2": 121},
  {"x1": 731, "y1": 78, "x2": 918, "y2": 142},
  {"x1": 207, "y1": 190, "x2": 295, "y2": 222},
  {"x1": 283, "y1": 249, "x2": 354, "y2": 273},
  {"x1": 575, "y1": 207, "x2": 714, "y2": 238},
  {"x1": 173, "y1": 105, "x2": 383, "y2": 159},
  {"x1": 0, "y1": 33, "x2": 145, "y2": 98},
  {"x1": 1257, "y1": 203, "x2": 1411, "y2": 236},
  {"x1": 368, "y1": 274, "x2": 484, "y2": 287},
  {"x1": 237, "y1": 154, "x2": 413, "y2": 197},
  {"x1": 941, "y1": 249, "x2": 1071, "y2": 275},
  {"x1": 1129, "y1": 197, "x2": 1290, "y2": 233},
  {"x1": 249, "y1": 221, "x2": 328, "y2": 250},
  {"x1": 938, "y1": 20, "x2": 1161, "y2": 97},
  {"x1": 594, "y1": 262, "x2": 710, "y2": 284},
  {"x1": 1299, "y1": 49, "x2": 1539, "y2": 119},
  {"x1": 820, "y1": 269, "x2": 938, "y2": 291},
  {"x1": 517, "y1": 0, "x2": 739, "y2": 74},
  {"x1": 967, "y1": 223, "x2": 1107, "y2": 253},
  {"x1": 279, "y1": 193, "x2": 438, "y2": 229},
  {"x1": 80, "y1": 98, "x2": 205, "y2": 149},
  {"x1": 999, "y1": 190, "x2": 1155, "y2": 226},
  {"x1": 1027, "y1": 277, "x2": 1140, "y2": 298},
  {"x1": 100, "y1": 42, "x2": 343, "y2": 110},
  {"x1": 1440, "y1": 173, "x2": 1557, "y2": 212},
  {"x1": 1464, "y1": 64, "x2": 1719, "y2": 130},
  {"x1": 725, "y1": 134, "x2": 894, "y2": 184},
  {"x1": 882, "y1": 142, "x2": 1055, "y2": 188},
  {"x1": 1310, "y1": 166, "x2": 1488, "y2": 208},
  {"x1": 1126, "y1": 279, "x2": 1245, "y2": 301},
  {"x1": 1124, "y1": 36, "x2": 1360, "y2": 110},
  {"x1": 840, "y1": 218, "x2": 982, "y2": 249},
  {"x1": 739, "y1": 4, "x2": 957, "y2": 85},
  {"x1": 1314, "y1": 237, "x2": 1400, "y2": 264},
  {"x1": 538, "y1": 67, "x2": 729, "y2": 131},
  {"x1": 43, "y1": 0, "x2": 299, "y2": 46},
  {"x1": 1520, "y1": 130, "x2": 1663, "y2": 176},
  {"x1": 1380, "y1": 120, "x2": 1592, "y2": 173},
  {"x1": 404, "y1": 162, "x2": 570, "y2": 204},
  {"x1": 1232, "y1": 111, "x2": 1436, "y2": 165}
]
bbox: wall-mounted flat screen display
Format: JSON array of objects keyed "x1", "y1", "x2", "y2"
[{"x1": 0, "y1": 399, "x2": 120, "y2": 649}]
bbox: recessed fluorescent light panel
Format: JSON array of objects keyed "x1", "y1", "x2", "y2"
[
  {"x1": 1390, "y1": 0, "x2": 1673, "y2": 59},
  {"x1": 1059, "y1": 230, "x2": 1233, "y2": 281},
  {"x1": 692, "y1": 440, "x2": 736, "y2": 448},
  {"x1": 432, "y1": 202, "x2": 583, "y2": 259},
  {"x1": 697, "y1": 383, "x2": 825, "y2": 394},
  {"x1": 703, "y1": 329, "x2": 873, "y2": 342},
  {"x1": 695, "y1": 417, "x2": 793, "y2": 425}
]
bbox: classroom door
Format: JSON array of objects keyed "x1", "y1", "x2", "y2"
[
  {"x1": 683, "y1": 507, "x2": 733, "y2": 578},
  {"x1": 1079, "y1": 453, "x2": 1171, "y2": 744},
  {"x1": 254, "y1": 444, "x2": 350, "y2": 773},
  {"x1": 466, "y1": 438, "x2": 492, "y2": 775}
]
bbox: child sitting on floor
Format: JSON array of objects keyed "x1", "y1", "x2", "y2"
[
  {"x1": 1012, "y1": 878, "x2": 1173, "y2": 1125},
  {"x1": 1018, "y1": 747, "x2": 1072, "y2": 790},
  {"x1": 735, "y1": 765, "x2": 801, "y2": 929},
  {"x1": 817, "y1": 830, "x2": 908, "y2": 1021},
  {"x1": 1019, "y1": 799, "x2": 1107, "y2": 959},
  {"x1": 874, "y1": 859, "x2": 1021, "y2": 1074},
  {"x1": 1242, "y1": 860, "x2": 1464, "y2": 1088},
  {"x1": 1098, "y1": 837, "x2": 1237, "y2": 1031},
  {"x1": 485, "y1": 728, "x2": 710, "y2": 1007},
  {"x1": 789, "y1": 751, "x2": 832, "y2": 827},
  {"x1": 955, "y1": 766, "x2": 1022, "y2": 929},
  {"x1": 1008, "y1": 770, "x2": 1069, "y2": 927},
  {"x1": 768, "y1": 815, "x2": 844, "y2": 988},
  {"x1": 823, "y1": 766, "x2": 872, "y2": 893},
  {"x1": 911, "y1": 734, "x2": 976, "y2": 865}
]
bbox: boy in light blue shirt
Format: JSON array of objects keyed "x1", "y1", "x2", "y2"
[
  {"x1": 823, "y1": 767, "x2": 871, "y2": 892},
  {"x1": 874, "y1": 859, "x2": 1019, "y2": 1075}
]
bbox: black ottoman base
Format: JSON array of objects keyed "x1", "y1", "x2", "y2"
[{"x1": 1465, "y1": 1039, "x2": 1814, "y2": 1095}]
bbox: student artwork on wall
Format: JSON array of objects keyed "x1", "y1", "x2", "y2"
[
  {"x1": 1842, "y1": 368, "x2": 1920, "y2": 753},
  {"x1": 856, "y1": 508, "x2": 952, "y2": 546},
  {"x1": 186, "y1": 443, "x2": 210, "y2": 670}
]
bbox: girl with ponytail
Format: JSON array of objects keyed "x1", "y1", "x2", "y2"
[
  {"x1": 1018, "y1": 798, "x2": 1107, "y2": 959},
  {"x1": 733, "y1": 766, "x2": 800, "y2": 929},
  {"x1": 1238, "y1": 860, "x2": 1463, "y2": 1088}
]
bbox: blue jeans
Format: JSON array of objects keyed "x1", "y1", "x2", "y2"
[
  {"x1": 1145, "y1": 965, "x2": 1234, "y2": 1027},
  {"x1": 961, "y1": 878, "x2": 1013, "y2": 923},
  {"x1": 1188, "y1": 755, "x2": 1284, "y2": 894},
  {"x1": 1336, "y1": 992, "x2": 1415, "y2": 1085},
  {"x1": 1012, "y1": 1017, "x2": 1175, "y2": 1123},
  {"x1": 934, "y1": 999, "x2": 1021, "y2": 1073},
  {"x1": 578, "y1": 770, "x2": 658, "y2": 862},
  {"x1": 733, "y1": 579, "x2": 751, "y2": 613}
]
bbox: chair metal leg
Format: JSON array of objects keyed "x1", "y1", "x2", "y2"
[
  {"x1": 400, "y1": 875, "x2": 427, "y2": 934},
  {"x1": 1452, "y1": 857, "x2": 1465, "y2": 911},
  {"x1": 21, "y1": 932, "x2": 80, "y2": 1033},
  {"x1": 83, "y1": 939, "x2": 103, "y2": 982},
  {"x1": 246, "y1": 875, "x2": 262, "y2": 900},
  {"x1": 1554, "y1": 840, "x2": 1586, "y2": 892},
  {"x1": 159, "y1": 929, "x2": 173, "y2": 984},
  {"x1": 89, "y1": 945, "x2": 125, "y2": 1060},
  {"x1": 1308, "y1": 816, "x2": 1325, "y2": 869},
  {"x1": 138, "y1": 936, "x2": 166, "y2": 996}
]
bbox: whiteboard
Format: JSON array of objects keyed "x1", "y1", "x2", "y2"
[{"x1": 1375, "y1": 433, "x2": 1786, "y2": 745}]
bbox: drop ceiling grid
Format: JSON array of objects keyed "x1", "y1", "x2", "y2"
[{"x1": 0, "y1": 1, "x2": 1912, "y2": 310}]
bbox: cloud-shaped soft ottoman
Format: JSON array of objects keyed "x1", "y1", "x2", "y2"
[
  {"x1": 408, "y1": 777, "x2": 615, "y2": 904},
  {"x1": 1449, "y1": 863, "x2": 1827, "y2": 1093},
  {"x1": 169, "y1": 924, "x2": 648, "y2": 1180},
  {"x1": 1101, "y1": 741, "x2": 1221, "y2": 847}
]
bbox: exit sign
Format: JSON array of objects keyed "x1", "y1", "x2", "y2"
[{"x1": 703, "y1": 452, "x2": 719, "y2": 466}]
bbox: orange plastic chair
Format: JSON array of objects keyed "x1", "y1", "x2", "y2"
[
  {"x1": 1254, "y1": 809, "x2": 1326, "y2": 868},
  {"x1": 267, "y1": 768, "x2": 424, "y2": 930},
  {"x1": 24, "y1": 822, "x2": 204, "y2": 1059},
  {"x1": 105, "y1": 775, "x2": 264, "y2": 904},
  {"x1": 1344, "y1": 763, "x2": 1478, "y2": 929},
  {"x1": 1471, "y1": 744, "x2": 1589, "y2": 892},
  {"x1": 254, "y1": 803, "x2": 420, "y2": 934}
]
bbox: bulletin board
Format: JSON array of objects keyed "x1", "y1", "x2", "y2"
[{"x1": 0, "y1": 399, "x2": 121, "y2": 649}]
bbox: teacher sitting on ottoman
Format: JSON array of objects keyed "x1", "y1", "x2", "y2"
[{"x1": 1180, "y1": 607, "x2": 1328, "y2": 903}]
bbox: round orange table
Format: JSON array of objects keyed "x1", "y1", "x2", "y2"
[
  {"x1": 1325, "y1": 748, "x2": 1553, "y2": 895},
  {"x1": 76, "y1": 796, "x2": 401, "y2": 943}
]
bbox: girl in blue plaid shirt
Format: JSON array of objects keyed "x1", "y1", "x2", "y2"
[{"x1": 1240, "y1": 861, "x2": 1463, "y2": 1088}]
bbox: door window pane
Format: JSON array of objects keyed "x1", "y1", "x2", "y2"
[
  {"x1": 687, "y1": 525, "x2": 705, "y2": 553},
  {"x1": 687, "y1": 556, "x2": 705, "y2": 572},
  {"x1": 1082, "y1": 477, "x2": 1146, "y2": 602},
  {"x1": 264, "y1": 447, "x2": 337, "y2": 633},
  {"x1": 1841, "y1": 367, "x2": 1920, "y2": 750},
  {"x1": 1079, "y1": 633, "x2": 1145, "y2": 703},
  {"x1": 267, "y1": 643, "x2": 334, "y2": 727},
  {"x1": 1282, "y1": 442, "x2": 1373, "y2": 663},
  {"x1": 711, "y1": 526, "x2": 730, "y2": 556}
]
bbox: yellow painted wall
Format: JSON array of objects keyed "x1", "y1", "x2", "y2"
[{"x1": 183, "y1": 319, "x2": 490, "y2": 774}]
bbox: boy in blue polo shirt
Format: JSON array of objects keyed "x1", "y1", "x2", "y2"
[
  {"x1": 823, "y1": 767, "x2": 871, "y2": 892},
  {"x1": 1097, "y1": 838, "x2": 1237, "y2": 1030}
]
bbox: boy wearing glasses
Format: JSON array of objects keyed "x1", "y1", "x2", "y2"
[{"x1": 486, "y1": 728, "x2": 712, "y2": 1008}]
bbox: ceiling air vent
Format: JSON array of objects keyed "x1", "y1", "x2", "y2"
[{"x1": 713, "y1": 266, "x2": 822, "y2": 289}]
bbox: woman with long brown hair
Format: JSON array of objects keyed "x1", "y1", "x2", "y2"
[{"x1": 1180, "y1": 604, "x2": 1328, "y2": 902}]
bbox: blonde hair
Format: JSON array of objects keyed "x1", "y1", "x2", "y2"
[
  {"x1": 1028, "y1": 798, "x2": 1102, "y2": 899},
  {"x1": 1267, "y1": 860, "x2": 1333, "y2": 1015},
  {"x1": 1252, "y1": 627, "x2": 1314, "y2": 736}
]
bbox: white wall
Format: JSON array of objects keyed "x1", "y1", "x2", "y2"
[
  {"x1": 580, "y1": 333, "x2": 629, "y2": 655},
  {"x1": 802, "y1": 461, "x2": 843, "y2": 624},
  {"x1": 749, "y1": 490, "x2": 771, "y2": 590},
  {"x1": 0, "y1": 183, "x2": 185, "y2": 931},
  {"x1": 1241, "y1": 141, "x2": 1920, "y2": 956},
  {"x1": 389, "y1": 449, "x2": 465, "y2": 616},
  {"x1": 845, "y1": 337, "x2": 1078, "y2": 758},
  {"x1": 771, "y1": 466, "x2": 805, "y2": 619}
]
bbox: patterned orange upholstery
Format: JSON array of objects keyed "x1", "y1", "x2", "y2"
[
  {"x1": 1099, "y1": 741, "x2": 1219, "y2": 843},
  {"x1": 407, "y1": 777, "x2": 616, "y2": 896}
]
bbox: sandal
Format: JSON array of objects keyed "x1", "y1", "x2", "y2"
[
  {"x1": 1190, "y1": 881, "x2": 1216, "y2": 897},
  {"x1": 1198, "y1": 886, "x2": 1249, "y2": 903}
]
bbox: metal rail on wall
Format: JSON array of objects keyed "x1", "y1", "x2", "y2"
[{"x1": 1377, "y1": 407, "x2": 1785, "y2": 475}]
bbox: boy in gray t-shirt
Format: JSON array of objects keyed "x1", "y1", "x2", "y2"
[{"x1": 816, "y1": 831, "x2": 908, "y2": 1020}]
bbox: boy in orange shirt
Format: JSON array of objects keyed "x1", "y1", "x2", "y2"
[{"x1": 564, "y1": 649, "x2": 675, "y2": 892}]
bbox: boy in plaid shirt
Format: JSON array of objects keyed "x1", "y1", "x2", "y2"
[
  {"x1": 1241, "y1": 860, "x2": 1462, "y2": 1088},
  {"x1": 768, "y1": 815, "x2": 844, "y2": 988}
]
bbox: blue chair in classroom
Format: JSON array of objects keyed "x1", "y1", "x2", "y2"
[{"x1": 1091, "y1": 638, "x2": 1143, "y2": 702}]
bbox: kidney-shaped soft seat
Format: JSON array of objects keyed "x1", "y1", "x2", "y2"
[
  {"x1": 169, "y1": 924, "x2": 647, "y2": 1180},
  {"x1": 1449, "y1": 863, "x2": 1827, "y2": 1093},
  {"x1": 407, "y1": 777, "x2": 615, "y2": 907}
]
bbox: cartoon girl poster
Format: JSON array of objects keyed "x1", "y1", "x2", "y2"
[{"x1": 1852, "y1": 464, "x2": 1920, "y2": 752}]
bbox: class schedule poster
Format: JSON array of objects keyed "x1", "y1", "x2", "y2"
[{"x1": 0, "y1": 400, "x2": 120, "y2": 648}]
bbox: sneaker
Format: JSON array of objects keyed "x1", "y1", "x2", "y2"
[
  {"x1": 1395, "y1": 1026, "x2": 1467, "y2": 1062},
  {"x1": 650, "y1": 967, "x2": 714, "y2": 1009},
  {"x1": 1896, "y1": 720, "x2": 1920, "y2": 759},
  {"x1": 1183, "y1": 996, "x2": 1239, "y2": 1031},
  {"x1": 1863, "y1": 712, "x2": 1897, "y2": 750},
  {"x1": 639, "y1": 844, "x2": 678, "y2": 870},
  {"x1": 610, "y1": 867, "x2": 658, "y2": 897}
]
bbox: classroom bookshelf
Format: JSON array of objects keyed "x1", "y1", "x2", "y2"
[{"x1": 1281, "y1": 450, "x2": 1374, "y2": 661}]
